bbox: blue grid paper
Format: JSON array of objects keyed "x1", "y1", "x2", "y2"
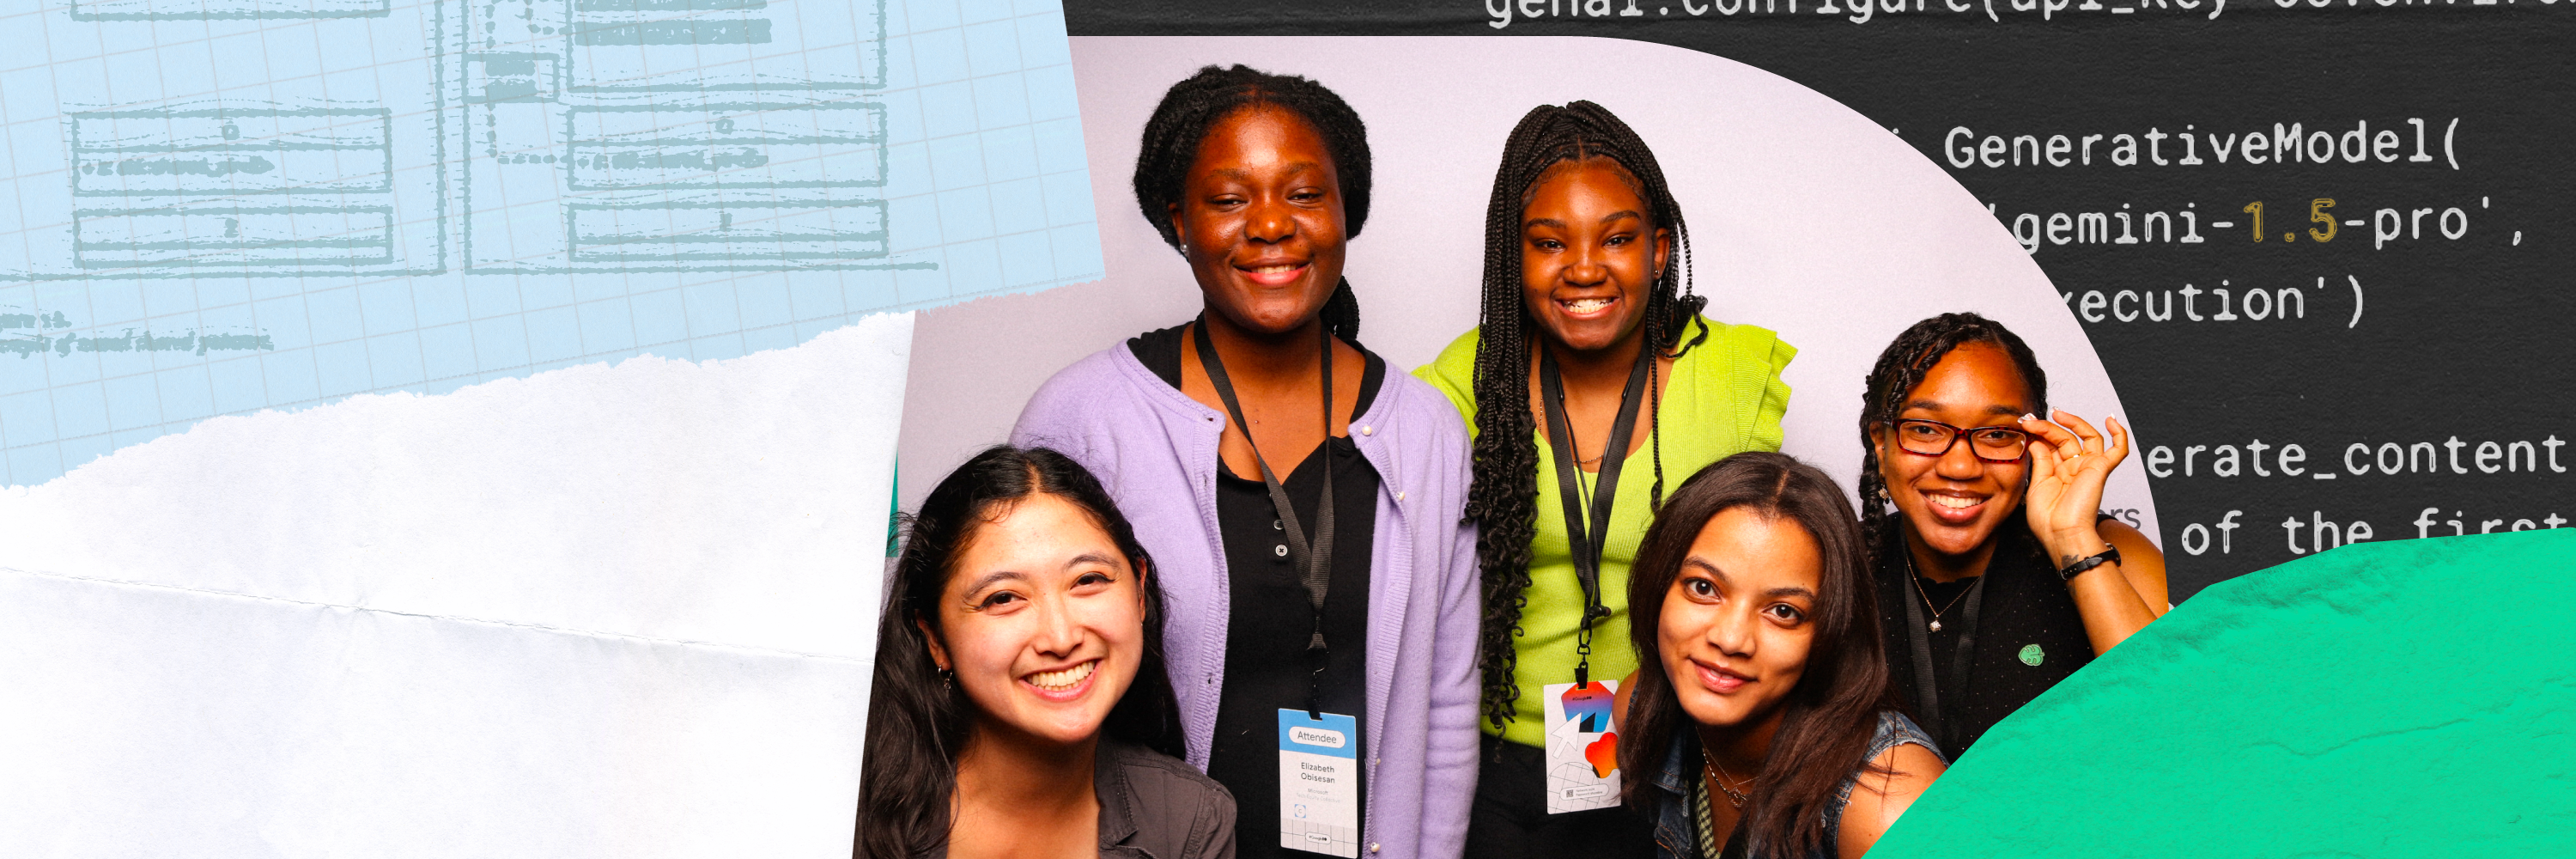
[{"x1": 0, "y1": 0, "x2": 1100, "y2": 485}]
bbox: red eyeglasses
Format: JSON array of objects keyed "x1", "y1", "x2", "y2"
[{"x1": 1887, "y1": 419, "x2": 2029, "y2": 463}]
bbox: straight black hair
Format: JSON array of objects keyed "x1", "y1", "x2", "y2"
[
  {"x1": 853, "y1": 445, "x2": 1184, "y2": 859},
  {"x1": 1619, "y1": 452, "x2": 1901, "y2": 857},
  {"x1": 1465, "y1": 101, "x2": 1709, "y2": 729},
  {"x1": 1132, "y1": 64, "x2": 1369, "y2": 341}
]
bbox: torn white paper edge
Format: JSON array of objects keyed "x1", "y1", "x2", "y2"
[{"x1": 0, "y1": 312, "x2": 911, "y2": 858}]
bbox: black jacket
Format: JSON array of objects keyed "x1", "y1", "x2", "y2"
[
  {"x1": 1094, "y1": 740, "x2": 1236, "y2": 859},
  {"x1": 928, "y1": 740, "x2": 1235, "y2": 859}
]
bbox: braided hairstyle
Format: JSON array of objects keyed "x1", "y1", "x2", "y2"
[
  {"x1": 1132, "y1": 64, "x2": 1368, "y2": 340},
  {"x1": 1465, "y1": 101, "x2": 1710, "y2": 730},
  {"x1": 1854, "y1": 312, "x2": 2051, "y2": 552}
]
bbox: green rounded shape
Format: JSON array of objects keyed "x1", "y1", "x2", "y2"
[
  {"x1": 2018, "y1": 643, "x2": 2044, "y2": 666},
  {"x1": 1873, "y1": 530, "x2": 2576, "y2": 858}
]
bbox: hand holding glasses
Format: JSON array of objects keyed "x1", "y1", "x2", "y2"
[
  {"x1": 2016, "y1": 410, "x2": 2130, "y2": 568},
  {"x1": 1885, "y1": 411, "x2": 2130, "y2": 566}
]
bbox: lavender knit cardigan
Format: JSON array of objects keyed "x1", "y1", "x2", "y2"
[{"x1": 1011, "y1": 342, "x2": 1481, "y2": 859}]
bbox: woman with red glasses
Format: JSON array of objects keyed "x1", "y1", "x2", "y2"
[{"x1": 1855, "y1": 313, "x2": 2168, "y2": 759}]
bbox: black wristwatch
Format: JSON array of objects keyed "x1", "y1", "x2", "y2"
[{"x1": 2057, "y1": 545, "x2": 2122, "y2": 582}]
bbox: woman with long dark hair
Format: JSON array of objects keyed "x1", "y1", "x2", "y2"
[
  {"x1": 855, "y1": 445, "x2": 1230, "y2": 859},
  {"x1": 1413, "y1": 101, "x2": 1795, "y2": 856},
  {"x1": 1619, "y1": 452, "x2": 1943, "y2": 859},
  {"x1": 1855, "y1": 313, "x2": 2167, "y2": 759},
  {"x1": 1012, "y1": 65, "x2": 1479, "y2": 859}
]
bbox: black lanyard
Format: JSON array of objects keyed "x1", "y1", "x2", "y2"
[
  {"x1": 1898, "y1": 547, "x2": 1984, "y2": 755},
  {"x1": 1193, "y1": 318, "x2": 1338, "y2": 715},
  {"x1": 1536, "y1": 344, "x2": 1650, "y2": 688}
]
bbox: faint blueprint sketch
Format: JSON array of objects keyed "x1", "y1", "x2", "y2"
[{"x1": 0, "y1": 0, "x2": 1099, "y2": 484}]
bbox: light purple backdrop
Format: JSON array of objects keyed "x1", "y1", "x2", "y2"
[{"x1": 897, "y1": 35, "x2": 2161, "y2": 547}]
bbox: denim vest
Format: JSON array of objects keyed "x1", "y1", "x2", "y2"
[{"x1": 1643, "y1": 711, "x2": 1942, "y2": 859}]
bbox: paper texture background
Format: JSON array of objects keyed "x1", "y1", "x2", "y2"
[
  {"x1": 0, "y1": 311, "x2": 912, "y2": 858},
  {"x1": 0, "y1": 0, "x2": 1095, "y2": 486}
]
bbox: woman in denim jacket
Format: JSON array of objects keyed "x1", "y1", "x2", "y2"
[{"x1": 1615, "y1": 453, "x2": 1944, "y2": 859}]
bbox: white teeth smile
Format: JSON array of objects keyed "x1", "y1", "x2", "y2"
[
  {"x1": 1246, "y1": 264, "x2": 1301, "y2": 274},
  {"x1": 1028, "y1": 661, "x2": 1096, "y2": 691},
  {"x1": 1932, "y1": 496, "x2": 1982, "y2": 509},
  {"x1": 1563, "y1": 298, "x2": 1613, "y2": 313}
]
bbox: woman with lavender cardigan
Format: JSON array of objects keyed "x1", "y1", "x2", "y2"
[{"x1": 1010, "y1": 65, "x2": 1479, "y2": 859}]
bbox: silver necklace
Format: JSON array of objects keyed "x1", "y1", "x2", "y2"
[{"x1": 1698, "y1": 746, "x2": 1751, "y2": 809}]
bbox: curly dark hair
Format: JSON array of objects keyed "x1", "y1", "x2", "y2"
[
  {"x1": 1854, "y1": 312, "x2": 2051, "y2": 551},
  {"x1": 1464, "y1": 101, "x2": 1710, "y2": 730},
  {"x1": 1131, "y1": 64, "x2": 1369, "y2": 340}
]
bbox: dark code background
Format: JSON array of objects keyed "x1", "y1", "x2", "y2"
[{"x1": 1066, "y1": 3, "x2": 2575, "y2": 600}]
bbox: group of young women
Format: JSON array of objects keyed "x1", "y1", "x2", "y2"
[{"x1": 857, "y1": 65, "x2": 2171, "y2": 859}]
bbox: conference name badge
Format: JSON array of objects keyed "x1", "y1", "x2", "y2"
[
  {"x1": 1541, "y1": 679, "x2": 1623, "y2": 814},
  {"x1": 1277, "y1": 709, "x2": 1362, "y2": 857}
]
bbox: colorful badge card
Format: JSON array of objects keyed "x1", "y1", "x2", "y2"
[
  {"x1": 1542, "y1": 679, "x2": 1622, "y2": 813},
  {"x1": 1277, "y1": 709, "x2": 1362, "y2": 857}
]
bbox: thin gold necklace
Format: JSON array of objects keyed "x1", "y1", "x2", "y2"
[{"x1": 1905, "y1": 551, "x2": 1973, "y2": 632}]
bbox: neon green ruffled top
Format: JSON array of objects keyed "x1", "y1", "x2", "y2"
[{"x1": 1413, "y1": 317, "x2": 1795, "y2": 747}]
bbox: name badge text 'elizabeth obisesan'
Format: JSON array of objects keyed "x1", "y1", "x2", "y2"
[{"x1": 1277, "y1": 709, "x2": 1361, "y2": 857}]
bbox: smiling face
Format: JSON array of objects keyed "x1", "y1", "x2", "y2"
[
  {"x1": 1170, "y1": 106, "x2": 1348, "y2": 336},
  {"x1": 922, "y1": 492, "x2": 1148, "y2": 748},
  {"x1": 1520, "y1": 159, "x2": 1671, "y2": 354},
  {"x1": 1656, "y1": 506, "x2": 1822, "y2": 731},
  {"x1": 1872, "y1": 343, "x2": 2035, "y2": 559}
]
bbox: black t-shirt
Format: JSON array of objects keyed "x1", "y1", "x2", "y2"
[
  {"x1": 1875, "y1": 514, "x2": 2101, "y2": 759},
  {"x1": 1129, "y1": 324, "x2": 1384, "y2": 859}
]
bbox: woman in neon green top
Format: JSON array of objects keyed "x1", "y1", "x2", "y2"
[{"x1": 1414, "y1": 101, "x2": 1795, "y2": 859}]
